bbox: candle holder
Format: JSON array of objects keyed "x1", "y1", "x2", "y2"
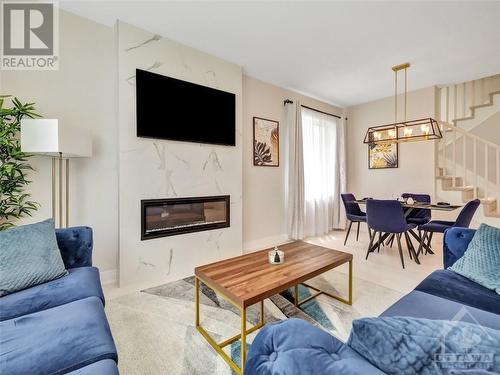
[{"x1": 268, "y1": 247, "x2": 285, "y2": 265}]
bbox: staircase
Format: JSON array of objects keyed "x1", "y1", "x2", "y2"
[{"x1": 436, "y1": 74, "x2": 500, "y2": 219}]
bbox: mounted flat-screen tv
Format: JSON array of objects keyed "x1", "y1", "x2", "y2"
[{"x1": 136, "y1": 69, "x2": 236, "y2": 146}]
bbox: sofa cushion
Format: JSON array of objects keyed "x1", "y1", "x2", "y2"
[
  {"x1": 56, "y1": 226, "x2": 93, "y2": 269},
  {"x1": 443, "y1": 227, "x2": 476, "y2": 268},
  {"x1": 347, "y1": 316, "x2": 500, "y2": 375},
  {"x1": 66, "y1": 359, "x2": 119, "y2": 375},
  {"x1": 0, "y1": 266, "x2": 105, "y2": 321},
  {"x1": 415, "y1": 269, "x2": 500, "y2": 315},
  {"x1": 245, "y1": 319, "x2": 385, "y2": 375},
  {"x1": 0, "y1": 296, "x2": 117, "y2": 375},
  {"x1": 381, "y1": 290, "x2": 500, "y2": 331},
  {"x1": 0, "y1": 219, "x2": 68, "y2": 296},
  {"x1": 449, "y1": 223, "x2": 500, "y2": 294}
]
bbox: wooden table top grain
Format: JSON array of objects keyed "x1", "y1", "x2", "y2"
[{"x1": 195, "y1": 240, "x2": 352, "y2": 308}]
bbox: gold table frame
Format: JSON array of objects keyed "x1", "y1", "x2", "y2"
[{"x1": 194, "y1": 260, "x2": 352, "y2": 375}]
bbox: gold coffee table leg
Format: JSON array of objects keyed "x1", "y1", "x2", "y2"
[
  {"x1": 195, "y1": 277, "x2": 265, "y2": 375},
  {"x1": 297, "y1": 260, "x2": 353, "y2": 306},
  {"x1": 240, "y1": 307, "x2": 247, "y2": 371}
]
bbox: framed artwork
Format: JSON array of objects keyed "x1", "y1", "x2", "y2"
[
  {"x1": 368, "y1": 141, "x2": 398, "y2": 169},
  {"x1": 253, "y1": 117, "x2": 279, "y2": 167}
]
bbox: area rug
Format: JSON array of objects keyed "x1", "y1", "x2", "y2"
[{"x1": 105, "y1": 270, "x2": 402, "y2": 374}]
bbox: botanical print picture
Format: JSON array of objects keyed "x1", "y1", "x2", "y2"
[
  {"x1": 253, "y1": 117, "x2": 279, "y2": 167},
  {"x1": 368, "y1": 141, "x2": 398, "y2": 169}
]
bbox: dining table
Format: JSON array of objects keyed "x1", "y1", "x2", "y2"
[{"x1": 352, "y1": 199, "x2": 462, "y2": 264}]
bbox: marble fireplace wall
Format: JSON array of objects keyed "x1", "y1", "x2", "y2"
[{"x1": 117, "y1": 21, "x2": 243, "y2": 286}]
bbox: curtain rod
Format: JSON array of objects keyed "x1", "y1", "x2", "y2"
[{"x1": 284, "y1": 99, "x2": 343, "y2": 120}]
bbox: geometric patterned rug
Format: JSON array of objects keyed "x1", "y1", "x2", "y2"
[
  {"x1": 144, "y1": 277, "x2": 337, "y2": 369},
  {"x1": 105, "y1": 271, "x2": 402, "y2": 374}
]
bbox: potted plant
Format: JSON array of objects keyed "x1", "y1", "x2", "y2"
[{"x1": 0, "y1": 96, "x2": 40, "y2": 230}]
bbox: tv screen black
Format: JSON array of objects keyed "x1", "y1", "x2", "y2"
[{"x1": 136, "y1": 69, "x2": 236, "y2": 146}]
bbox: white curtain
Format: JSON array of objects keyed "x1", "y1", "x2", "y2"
[
  {"x1": 284, "y1": 101, "x2": 305, "y2": 240},
  {"x1": 285, "y1": 104, "x2": 346, "y2": 239}
]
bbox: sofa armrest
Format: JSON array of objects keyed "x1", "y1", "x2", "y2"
[
  {"x1": 55, "y1": 226, "x2": 93, "y2": 269},
  {"x1": 443, "y1": 227, "x2": 475, "y2": 268}
]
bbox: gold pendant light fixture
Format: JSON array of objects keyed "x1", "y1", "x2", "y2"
[{"x1": 363, "y1": 63, "x2": 442, "y2": 144}]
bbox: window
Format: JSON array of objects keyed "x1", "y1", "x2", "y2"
[{"x1": 302, "y1": 107, "x2": 338, "y2": 203}]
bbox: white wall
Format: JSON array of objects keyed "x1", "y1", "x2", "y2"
[
  {"x1": 117, "y1": 21, "x2": 243, "y2": 286},
  {"x1": 346, "y1": 87, "x2": 438, "y2": 200},
  {"x1": 0, "y1": 11, "x2": 119, "y2": 274},
  {"x1": 242, "y1": 76, "x2": 342, "y2": 250}
]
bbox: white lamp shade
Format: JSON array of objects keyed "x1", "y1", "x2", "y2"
[{"x1": 21, "y1": 119, "x2": 92, "y2": 157}]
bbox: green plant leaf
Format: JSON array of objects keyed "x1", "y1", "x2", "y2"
[{"x1": 0, "y1": 96, "x2": 40, "y2": 230}]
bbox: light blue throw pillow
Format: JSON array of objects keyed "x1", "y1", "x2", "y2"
[
  {"x1": 348, "y1": 316, "x2": 500, "y2": 375},
  {"x1": 0, "y1": 219, "x2": 68, "y2": 296},
  {"x1": 449, "y1": 223, "x2": 500, "y2": 294}
]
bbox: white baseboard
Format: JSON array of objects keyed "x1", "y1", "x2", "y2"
[
  {"x1": 100, "y1": 269, "x2": 118, "y2": 286},
  {"x1": 243, "y1": 234, "x2": 291, "y2": 253}
]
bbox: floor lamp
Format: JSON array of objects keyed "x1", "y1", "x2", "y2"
[{"x1": 20, "y1": 119, "x2": 92, "y2": 228}]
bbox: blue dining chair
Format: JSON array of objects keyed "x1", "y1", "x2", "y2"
[
  {"x1": 417, "y1": 199, "x2": 480, "y2": 255},
  {"x1": 341, "y1": 193, "x2": 368, "y2": 245},
  {"x1": 401, "y1": 193, "x2": 431, "y2": 225},
  {"x1": 366, "y1": 199, "x2": 419, "y2": 269},
  {"x1": 386, "y1": 193, "x2": 432, "y2": 249}
]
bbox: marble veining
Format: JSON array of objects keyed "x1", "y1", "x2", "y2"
[
  {"x1": 137, "y1": 257, "x2": 156, "y2": 273},
  {"x1": 206, "y1": 231, "x2": 224, "y2": 258},
  {"x1": 203, "y1": 150, "x2": 224, "y2": 192},
  {"x1": 153, "y1": 143, "x2": 177, "y2": 197},
  {"x1": 166, "y1": 249, "x2": 174, "y2": 276},
  {"x1": 125, "y1": 34, "x2": 162, "y2": 52},
  {"x1": 125, "y1": 61, "x2": 163, "y2": 85},
  {"x1": 204, "y1": 70, "x2": 218, "y2": 87}
]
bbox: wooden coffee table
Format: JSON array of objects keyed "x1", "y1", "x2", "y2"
[{"x1": 194, "y1": 240, "x2": 353, "y2": 374}]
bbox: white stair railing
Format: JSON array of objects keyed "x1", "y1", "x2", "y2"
[
  {"x1": 438, "y1": 121, "x2": 500, "y2": 214},
  {"x1": 439, "y1": 74, "x2": 500, "y2": 124}
]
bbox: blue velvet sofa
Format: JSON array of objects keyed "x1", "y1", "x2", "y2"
[
  {"x1": 245, "y1": 227, "x2": 500, "y2": 374},
  {"x1": 0, "y1": 227, "x2": 119, "y2": 375}
]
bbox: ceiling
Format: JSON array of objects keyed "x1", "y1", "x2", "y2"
[{"x1": 60, "y1": 1, "x2": 500, "y2": 107}]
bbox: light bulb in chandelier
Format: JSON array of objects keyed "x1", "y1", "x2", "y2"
[{"x1": 403, "y1": 127, "x2": 413, "y2": 137}]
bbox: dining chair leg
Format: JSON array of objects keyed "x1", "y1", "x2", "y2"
[
  {"x1": 356, "y1": 222, "x2": 360, "y2": 241},
  {"x1": 417, "y1": 230, "x2": 424, "y2": 257},
  {"x1": 366, "y1": 230, "x2": 376, "y2": 260},
  {"x1": 396, "y1": 233, "x2": 405, "y2": 269},
  {"x1": 405, "y1": 232, "x2": 421, "y2": 264},
  {"x1": 388, "y1": 234, "x2": 395, "y2": 248},
  {"x1": 404, "y1": 232, "x2": 413, "y2": 260},
  {"x1": 426, "y1": 232, "x2": 434, "y2": 254},
  {"x1": 377, "y1": 232, "x2": 382, "y2": 253},
  {"x1": 368, "y1": 226, "x2": 372, "y2": 238},
  {"x1": 344, "y1": 221, "x2": 353, "y2": 246}
]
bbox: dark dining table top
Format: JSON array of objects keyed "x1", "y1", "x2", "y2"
[{"x1": 353, "y1": 199, "x2": 462, "y2": 212}]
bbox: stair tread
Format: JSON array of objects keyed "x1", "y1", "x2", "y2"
[
  {"x1": 453, "y1": 116, "x2": 474, "y2": 123},
  {"x1": 485, "y1": 214, "x2": 500, "y2": 218},
  {"x1": 436, "y1": 176, "x2": 455, "y2": 180},
  {"x1": 443, "y1": 186, "x2": 474, "y2": 191},
  {"x1": 480, "y1": 198, "x2": 497, "y2": 204}
]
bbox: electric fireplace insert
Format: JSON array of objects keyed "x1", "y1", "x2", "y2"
[{"x1": 141, "y1": 195, "x2": 230, "y2": 240}]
